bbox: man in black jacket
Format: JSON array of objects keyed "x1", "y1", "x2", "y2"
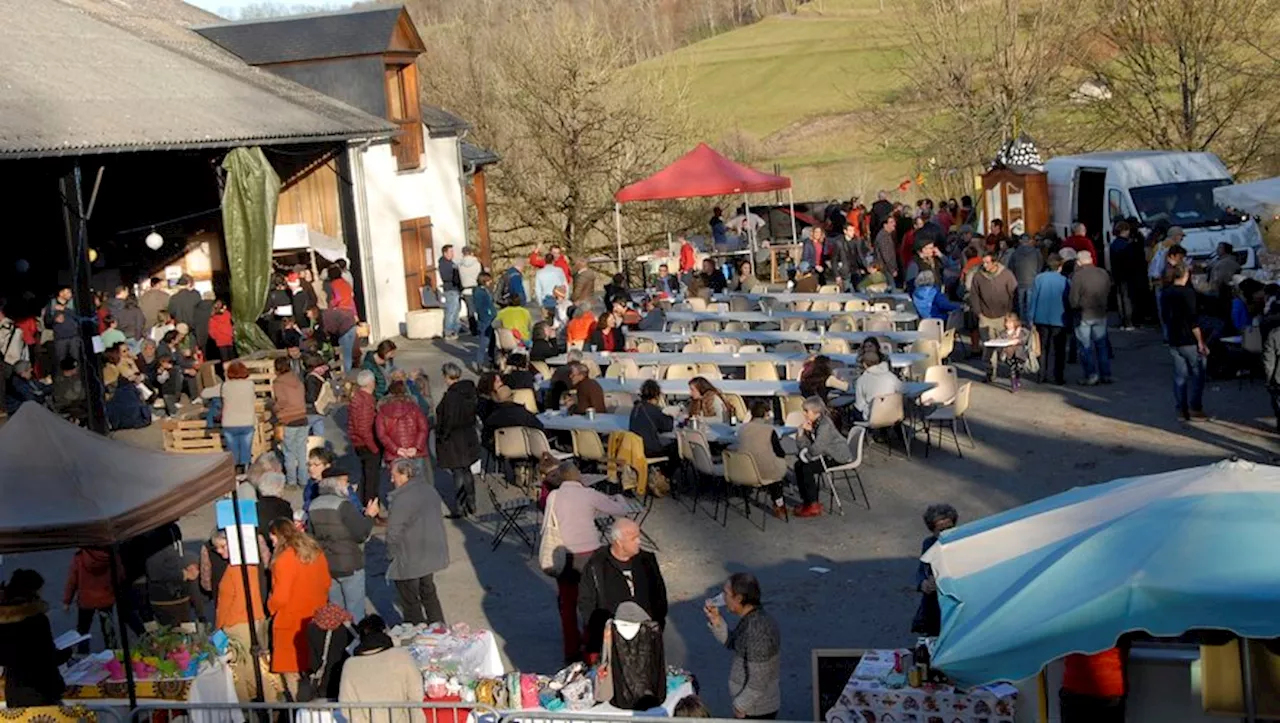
[
  {"x1": 578, "y1": 519, "x2": 668, "y2": 660},
  {"x1": 167, "y1": 275, "x2": 202, "y2": 328},
  {"x1": 307, "y1": 475, "x2": 378, "y2": 621}
]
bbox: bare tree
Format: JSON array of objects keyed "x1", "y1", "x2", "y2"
[
  {"x1": 896, "y1": 0, "x2": 1084, "y2": 180},
  {"x1": 1079, "y1": 0, "x2": 1280, "y2": 176},
  {"x1": 423, "y1": 3, "x2": 691, "y2": 261}
]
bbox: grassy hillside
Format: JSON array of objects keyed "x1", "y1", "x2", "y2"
[{"x1": 640, "y1": 0, "x2": 933, "y2": 201}]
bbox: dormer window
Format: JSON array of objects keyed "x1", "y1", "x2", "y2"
[{"x1": 385, "y1": 61, "x2": 421, "y2": 170}]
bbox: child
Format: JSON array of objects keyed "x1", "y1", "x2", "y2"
[
  {"x1": 996, "y1": 312, "x2": 1031, "y2": 392},
  {"x1": 857, "y1": 260, "x2": 891, "y2": 293},
  {"x1": 149, "y1": 310, "x2": 175, "y2": 344}
]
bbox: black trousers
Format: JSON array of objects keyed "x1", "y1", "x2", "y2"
[
  {"x1": 356, "y1": 447, "x2": 381, "y2": 506},
  {"x1": 75, "y1": 606, "x2": 116, "y2": 654},
  {"x1": 1059, "y1": 690, "x2": 1124, "y2": 723},
  {"x1": 450, "y1": 467, "x2": 476, "y2": 515},
  {"x1": 795, "y1": 459, "x2": 825, "y2": 505},
  {"x1": 1269, "y1": 386, "x2": 1280, "y2": 429},
  {"x1": 1038, "y1": 325, "x2": 1068, "y2": 383},
  {"x1": 395, "y1": 574, "x2": 445, "y2": 625}
]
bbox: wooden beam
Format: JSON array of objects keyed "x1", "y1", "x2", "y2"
[{"x1": 472, "y1": 168, "x2": 492, "y2": 269}]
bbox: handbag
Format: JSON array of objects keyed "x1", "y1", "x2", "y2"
[{"x1": 538, "y1": 491, "x2": 569, "y2": 577}]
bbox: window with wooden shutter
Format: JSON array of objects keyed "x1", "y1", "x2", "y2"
[{"x1": 385, "y1": 62, "x2": 422, "y2": 171}]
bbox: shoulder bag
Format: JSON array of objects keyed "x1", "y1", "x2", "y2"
[{"x1": 538, "y1": 490, "x2": 569, "y2": 577}]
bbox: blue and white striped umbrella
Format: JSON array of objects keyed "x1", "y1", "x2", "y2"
[{"x1": 923, "y1": 460, "x2": 1280, "y2": 687}]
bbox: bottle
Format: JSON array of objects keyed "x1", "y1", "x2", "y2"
[
  {"x1": 730, "y1": 413, "x2": 738, "y2": 426},
  {"x1": 913, "y1": 639, "x2": 931, "y2": 686}
]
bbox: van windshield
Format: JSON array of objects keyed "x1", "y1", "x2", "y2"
[{"x1": 1130, "y1": 179, "x2": 1238, "y2": 229}]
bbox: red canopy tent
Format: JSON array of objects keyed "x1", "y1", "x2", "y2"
[{"x1": 612, "y1": 143, "x2": 797, "y2": 268}]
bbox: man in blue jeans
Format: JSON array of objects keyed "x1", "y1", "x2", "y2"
[
  {"x1": 1161, "y1": 263, "x2": 1209, "y2": 420},
  {"x1": 439, "y1": 244, "x2": 463, "y2": 340},
  {"x1": 306, "y1": 472, "x2": 378, "y2": 621},
  {"x1": 1067, "y1": 251, "x2": 1113, "y2": 385}
]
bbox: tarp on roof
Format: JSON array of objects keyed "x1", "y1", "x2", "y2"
[
  {"x1": 0, "y1": 403, "x2": 234, "y2": 553},
  {"x1": 274, "y1": 223, "x2": 348, "y2": 262},
  {"x1": 1214, "y1": 176, "x2": 1280, "y2": 218},
  {"x1": 615, "y1": 143, "x2": 791, "y2": 203}
]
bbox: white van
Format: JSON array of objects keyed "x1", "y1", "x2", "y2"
[{"x1": 1044, "y1": 151, "x2": 1263, "y2": 268}]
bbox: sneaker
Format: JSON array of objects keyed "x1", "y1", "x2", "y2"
[
  {"x1": 1188, "y1": 409, "x2": 1209, "y2": 421},
  {"x1": 795, "y1": 503, "x2": 823, "y2": 518},
  {"x1": 1079, "y1": 377, "x2": 1099, "y2": 387},
  {"x1": 1100, "y1": 377, "x2": 1114, "y2": 385},
  {"x1": 1010, "y1": 377, "x2": 1020, "y2": 393},
  {"x1": 770, "y1": 504, "x2": 786, "y2": 520}
]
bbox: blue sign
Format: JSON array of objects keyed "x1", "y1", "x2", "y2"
[{"x1": 215, "y1": 499, "x2": 258, "y2": 528}]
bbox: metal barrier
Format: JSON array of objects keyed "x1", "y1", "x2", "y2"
[
  {"x1": 497, "y1": 714, "x2": 763, "y2": 723},
  {"x1": 0, "y1": 704, "x2": 130, "y2": 723},
  {"x1": 127, "y1": 701, "x2": 500, "y2": 723}
]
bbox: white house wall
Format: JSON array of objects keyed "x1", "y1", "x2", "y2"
[{"x1": 355, "y1": 125, "x2": 468, "y2": 340}]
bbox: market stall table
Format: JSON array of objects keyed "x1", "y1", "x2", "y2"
[
  {"x1": 628, "y1": 329, "x2": 920, "y2": 347},
  {"x1": 544, "y1": 351, "x2": 924, "y2": 371},
  {"x1": 824, "y1": 650, "x2": 1017, "y2": 723},
  {"x1": 711, "y1": 291, "x2": 912, "y2": 304}
]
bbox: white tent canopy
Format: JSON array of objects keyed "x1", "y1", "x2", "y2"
[
  {"x1": 1213, "y1": 176, "x2": 1280, "y2": 218},
  {"x1": 0, "y1": 404, "x2": 234, "y2": 553},
  {"x1": 273, "y1": 222, "x2": 348, "y2": 262}
]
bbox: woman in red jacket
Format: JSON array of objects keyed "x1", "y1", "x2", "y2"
[
  {"x1": 347, "y1": 370, "x2": 380, "y2": 506},
  {"x1": 375, "y1": 380, "x2": 429, "y2": 474},
  {"x1": 207, "y1": 300, "x2": 234, "y2": 362},
  {"x1": 63, "y1": 547, "x2": 123, "y2": 653}
]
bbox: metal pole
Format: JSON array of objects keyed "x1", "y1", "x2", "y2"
[
  {"x1": 788, "y1": 187, "x2": 798, "y2": 243},
  {"x1": 230, "y1": 486, "x2": 267, "y2": 701},
  {"x1": 59, "y1": 161, "x2": 108, "y2": 434},
  {"x1": 614, "y1": 203, "x2": 623, "y2": 274},
  {"x1": 108, "y1": 545, "x2": 138, "y2": 708},
  {"x1": 1242, "y1": 637, "x2": 1257, "y2": 723}
]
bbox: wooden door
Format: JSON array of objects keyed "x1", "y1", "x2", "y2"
[{"x1": 400, "y1": 217, "x2": 433, "y2": 311}]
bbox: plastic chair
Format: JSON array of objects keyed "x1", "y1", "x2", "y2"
[
  {"x1": 737, "y1": 344, "x2": 765, "y2": 354},
  {"x1": 828, "y1": 317, "x2": 856, "y2": 333},
  {"x1": 855, "y1": 393, "x2": 910, "y2": 457},
  {"x1": 818, "y1": 284, "x2": 840, "y2": 294},
  {"x1": 844, "y1": 299, "x2": 869, "y2": 312},
  {"x1": 495, "y1": 328, "x2": 519, "y2": 353},
  {"x1": 685, "y1": 297, "x2": 708, "y2": 311},
  {"x1": 746, "y1": 361, "x2": 779, "y2": 381},
  {"x1": 721, "y1": 450, "x2": 785, "y2": 529},
  {"x1": 775, "y1": 342, "x2": 806, "y2": 353},
  {"x1": 583, "y1": 359, "x2": 603, "y2": 378},
  {"x1": 530, "y1": 360, "x2": 552, "y2": 379},
  {"x1": 781, "y1": 318, "x2": 806, "y2": 332},
  {"x1": 818, "y1": 427, "x2": 870, "y2": 513},
  {"x1": 780, "y1": 395, "x2": 805, "y2": 417},
  {"x1": 783, "y1": 411, "x2": 806, "y2": 428},
  {"x1": 486, "y1": 482, "x2": 535, "y2": 551},
  {"x1": 791, "y1": 300, "x2": 813, "y2": 312},
  {"x1": 722, "y1": 393, "x2": 749, "y2": 422},
  {"x1": 636, "y1": 366, "x2": 660, "y2": 380},
  {"x1": 633, "y1": 338, "x2": 657, "y2": 353},
  {"x1": 821, "y1": 338, "x2": 851, "y2": 354},
  {"x1": 709, "y1": 342, "x2": 739, "y2": 353},
  {"x1": 493, "y1": 426, "x2": 533, "y2": 489},
  {"x1": 665, "y1": 363, "x2": 699, "y2": 380},
  {"x1": 729, "y1": 297, "x2": 753, "y2": 312},
  {"x1": 920, "y1": 365, "x2": 959, "y2": 407},
  {"x1": 924, "y1": 381, "x2": 973, "y2": 457},
  {"x1": 510, "y1": 388, "x2": 539, "y2": 414},
  {"x1": 785, "y1": 360, "x2": 806, "y2": 380},
  {"x1": 909, "y1": 339, "x2": 942, "y2": 379},
  {"x1": 917, "y1": 318, "x2": 944, "y2": 344},
  {"x1": 604, "y1": 391, "x2": 634, "y2": 412},
  {"x1": 696, "y1": 321, "x2": 721, "y2": 332},
  {"x1": 938, "y1": 328, "x2": 956, "y2": 362},
  {"x1": 695, "y1": 364, "x2": 723, "y2": 380},
  {"x1": 605, "y1": 358, "x2": 641, "y2": 379},
  {"x1": 687, "y1": 434, "x2": 724, "y2": 516},
  {"x1": 723, "y1": 322, "x2": 747, "y2": 332},
  {"x1": 525, "y1": 427, "x2": 573, "y2": 462},
  {"x1": 864, "y1": 316, "x2": 893, "y2": 333},
  {"x1": 571, "y1": 428, "x2": 608, "y2": 467}
]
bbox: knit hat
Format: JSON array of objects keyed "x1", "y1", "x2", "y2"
[{"x1": 312, "y1": 603, "x2": 353, "y2": 631}]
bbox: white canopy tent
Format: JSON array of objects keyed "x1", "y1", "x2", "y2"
[{"x1": 1213, "y1": 177, "x2": 1280, "y2": 219}]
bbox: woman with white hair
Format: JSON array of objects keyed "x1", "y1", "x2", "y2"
[
  {"x1": 347, "y1": 369, "x2": 381, "y2": 507},
  {"x1": 791, "y1": 396, "x2": 852, "y2": 518}
]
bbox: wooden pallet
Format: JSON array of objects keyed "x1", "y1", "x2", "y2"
[{"x1": 161, "y1": 417, "x2": 223, "y2": 454}]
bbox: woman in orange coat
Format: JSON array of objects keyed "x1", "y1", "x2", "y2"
[{"x1": 266, "y1": 518, "x2": 330, "y2": 699}]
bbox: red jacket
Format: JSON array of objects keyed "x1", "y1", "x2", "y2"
[
  {"x1": 529, "y1": 252, "x2": 573, "y2": 284},
  {"x1": 679, "y1": 241, "x2": 696, "y2": 274},
  {"x1": 375, "y1": 394, "x2": 429, "y2": 463},
  {"x1": 347, "y1": 388, "x2": 378, "y2": 452},
  {"x1": 64, "y1": 548, "x2": 122, "y2": 609},
  {"x1": 208, "y1": 311, "x2": 234, "y2": 348},
  {"x1": 328, "y1": 278, "x2": 356, "y2": 313},
  {"x1": 1062, "y1": 234, "x2": 1097, "y2": 259}
]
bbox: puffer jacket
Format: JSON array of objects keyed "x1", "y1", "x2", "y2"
[
  {"x1": 375, "y1": 393, "x2": 429, "y2": 463},
  {"x1": 347, "y1": 388, "x2": 378, "y2": 453},
  {"x1": 307, "y1": 483, "x2": 374, "y2": 578},
  {"x1": 64, "y1": 547, "x2": 122, "y2": 609}
]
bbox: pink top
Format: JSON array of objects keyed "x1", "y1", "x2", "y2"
[{"x1": 547, "y1": 481, "x2": 631, "y2": 555}]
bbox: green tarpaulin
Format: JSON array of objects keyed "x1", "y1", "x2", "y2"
[{"x1": 221, "y1": 147, "x2": 279, "y2": 355}]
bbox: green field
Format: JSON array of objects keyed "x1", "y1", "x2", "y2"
[{"x1": 642, "y1": 0, "x2": 919, "y2": 201}]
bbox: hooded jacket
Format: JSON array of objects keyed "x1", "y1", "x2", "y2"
[
  {"x1": 375, "y1": 393, "x2": 429, "y2": 464},
  {"x1": 0, "y1": 597, "x2": 70, "y2": 706},
  {"x1": 970, "y1": 264, "x2": 1017, "y2": 319},
  {"x1": 64, "y1": 548, "x2": 122, "y2": 610},
  {"x1": 457, "y1": 255, "x2": 483, "y2": 290},
  {"x1": 436, "y1": 380, "x2": 482, "y2": 469},
  {"x1": 307, "y1": 482, "x2": 374, "y2": 578}
]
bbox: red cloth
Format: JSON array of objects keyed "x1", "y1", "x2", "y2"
[
  {"x1": 16, "y1": 318, "x2": 36, "y2": 345},
  {"x1": 375, "y1": 395, "x2": 429, "y2": 463},
  {"x1": 96, "y1": 306, "x2": 110, "y2": 333},
  {"x1": 679, "y1": 241, "x2": 696, "y2": 274},
  {"x1": 267, "y1": 547, "x2": 330, "y2": 674},
  {"x1": 558, "y1": 575, "x2": 583, "y2": 663},
  {"x1": 347, "y1": 388, "x2": 378, "y2": 452},
  {"x1": 328, "y1": 278, "x2": 356, "y2": 312},
  {"x1": 1062, "y1": 235, "x2": 1097, "y2": 259},
  {"x1": 528, "y1": 252, "x2": 573, "y2": 284},
  {"x1": 1062, "y1": 648, "x2": 1125, "y2": 698},
  {"x1": 63, "y1": 548, "x2": 121, "y2": 609},
  {"x1": 936, "y1": 209, "x2": 954, "y2": 231},
  {"x1": 208, "y1": 312, "x2": 234, "y2": 348},
  {"x1": 614, "y1": 143, "x2": 790, "y2": 202},
  {"x1": 900, "y1": 230, "x2": 917, "y2": 269}
]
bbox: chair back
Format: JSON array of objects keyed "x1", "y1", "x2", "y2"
[
  {"x1": 954, "y1": 381, "x2": 972, "y2": 418},
  {"x1": 690, "y1": 334, "x2": 715, "y2": 349},
  {"x1": 917, "y1": 318, "x2": 944, "y2": 344},
  {"x1": 920, "y1": 365, "x2": 959, "y2": 406},
  {"x1": 710, "y1": 342, "x2": 739, "y2": 353},
  {"x1": 636, "y1": 366, "x2": 660, "y2": 380},
  {"x1": 571, "y1": 428, "x2": 608, "y2": 462},
  {"x1": 729, "y1": 297, "x2": 753, "y2": 312},
  {"x1": 864, "y1": 316, "x2": 893, "y2": 332},
  {"x1": 670, "y1": 321, "x2": 693, "y2": 334},
  {"x1": 633, "y1": 338, "x2": 658, "y2": 353},
  {"x1": 664, "y1": 363, "x2": 699, "y2": 380},
  {"x1": 722, "y1": 322, "x2": 747, "y2": 332},
  {"x1": 605, "y1": 358, "x2": 641, "y2": 379},
  {"x1": 939, "y1": 328, "x2": 956, "y2": 361},
  {"x1": 812, "y1": 301, "x2": 838, "y2": 312},
  {"x1": 696, "y1": 363, "x2": 723, "y2": 380},
  {"x1": 828, "y1": 317, "x2": 855, "y2": 332},
  {"x1": 818, "y1": 284, "x2": 840, "y2": 294},
  {"x1": 782, "y1": 318, "x2": 807, "y2": 332},
  {"x1": 723, "y1": 393, "x2": 749, "y2": 421},
  {"x1": 791, "y1": 300, "x2": 813, "y2": 312},
  {"x1": 531, "y1": 360, "x2": 552, "y2": 379},
  {"x1": 510, "y1": 387, "x2": 539, "y2": 414},
  {"x1": 846, "y1": 426, "x2": 867, "y2": 467},
  {"x1": 737, "y1": 343, "x2": 765, "y2": 354},
  {"x1": 844, "y1": 299, "x2": 869, "y2": 311},
  {"x1": 604, "y1": 391, "x2": 635, "y2": 412},
  {"x1": 696, "y1": 321, "x2": 721, "y2": 332},
  {"x1": 867, "y1": 393, "x2": 905, "y2": 429},
  {"x1": 775, "y1": 341, "x2": 806, "y2": 353},
  {"x1": 781, "y1": 394, "x2": 805, "y2": 416},
  {"x1": 495, "y1": 328, "x2": 519, "y2": 352},
  {"x1": 821, "y1": 337, "x2": 852, "y2": 354},
  {"x1": 524, "y1": 428, "x2": 557, "y2": 459},
  {"x1": 684, "y1": 297, "x2": 708, "y2": 311},
  {"x1": 1244, "y1": 325, "x2": 1264, "y2": 354},
  {"x1": 722, "y1": 450, "x2": 766, "y2": 488},
  {"x1": 494, "y1": 427, "x2": 531, "y2": 460},
  {"x1": 583, "y1": 359, "x2": 603, "y2": 378},
  {"x1": 746, "y1": 361, "x2": 779, "y2": 381},
  {"x1": 689, "y1": 437, "x2": 718, "y2": 476},
  {"x1": 784, "y1": 411, "x2": 806, "y2": 428},
  {"x1": 785, "y1": 360, "x2": 806, "y2": 380},
  {"x1": 871, "y1": 302, "x2": 892, "y2": 313},
  {"x1": 567, "y1": 339, "x2": 585, "y2": 351},
  {"x1": 911, "y1": 338, "x2": 942, "y2": 368}
]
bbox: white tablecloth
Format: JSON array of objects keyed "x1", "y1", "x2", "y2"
[
  {"x1": 544, "y1": 352, "x2": 924, "y2": 370},
  {"x1": 629, "y1": 329, "x2": 919, "y2": 346}
]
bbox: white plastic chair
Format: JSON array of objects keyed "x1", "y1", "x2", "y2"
[
  {"x1": 818, "y1": 427, "x2": 870, "y2": 513},
  {"x1": 746, "y1": 361, "x2": 779, "y2": 381},
  {"x1": 917, "y1": 318, "x2": 944, "y2": 344},
  {"x1": 605, "y1": 358, "x2": 641, "y2": 379},
  {"x1": 665, "y1": 363, "x2": 699, "y2": 380},
  {"x1": 920, "y1": 365, "x2": 959, "y2": 407},
  {"x1": 924, "y1": 381, "x2": 973, "y2": 457},
  {"x1": 855, "y1": 393, "x2": 910, "y2": 458},
  {"x1": 721, "y1": 450, "x2": 786, "y2": 529}
]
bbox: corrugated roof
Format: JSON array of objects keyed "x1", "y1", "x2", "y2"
[
  {"x1": 0, "y1": 0, "x2": 396, "y2": 159},
  {"x1": 422, "y1": 104, "x2": 470, "y2": 137},
  {"x1": 193, "y1": 6, "x2": 408, "y2": 65},
  {"x1": 461, "y1": 141, "x2": 500, "y2": 168}
]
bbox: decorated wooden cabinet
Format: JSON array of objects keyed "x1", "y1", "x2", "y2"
[{"x1": 981, "y1": 167, "x2": 1048, "y2": 238}]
